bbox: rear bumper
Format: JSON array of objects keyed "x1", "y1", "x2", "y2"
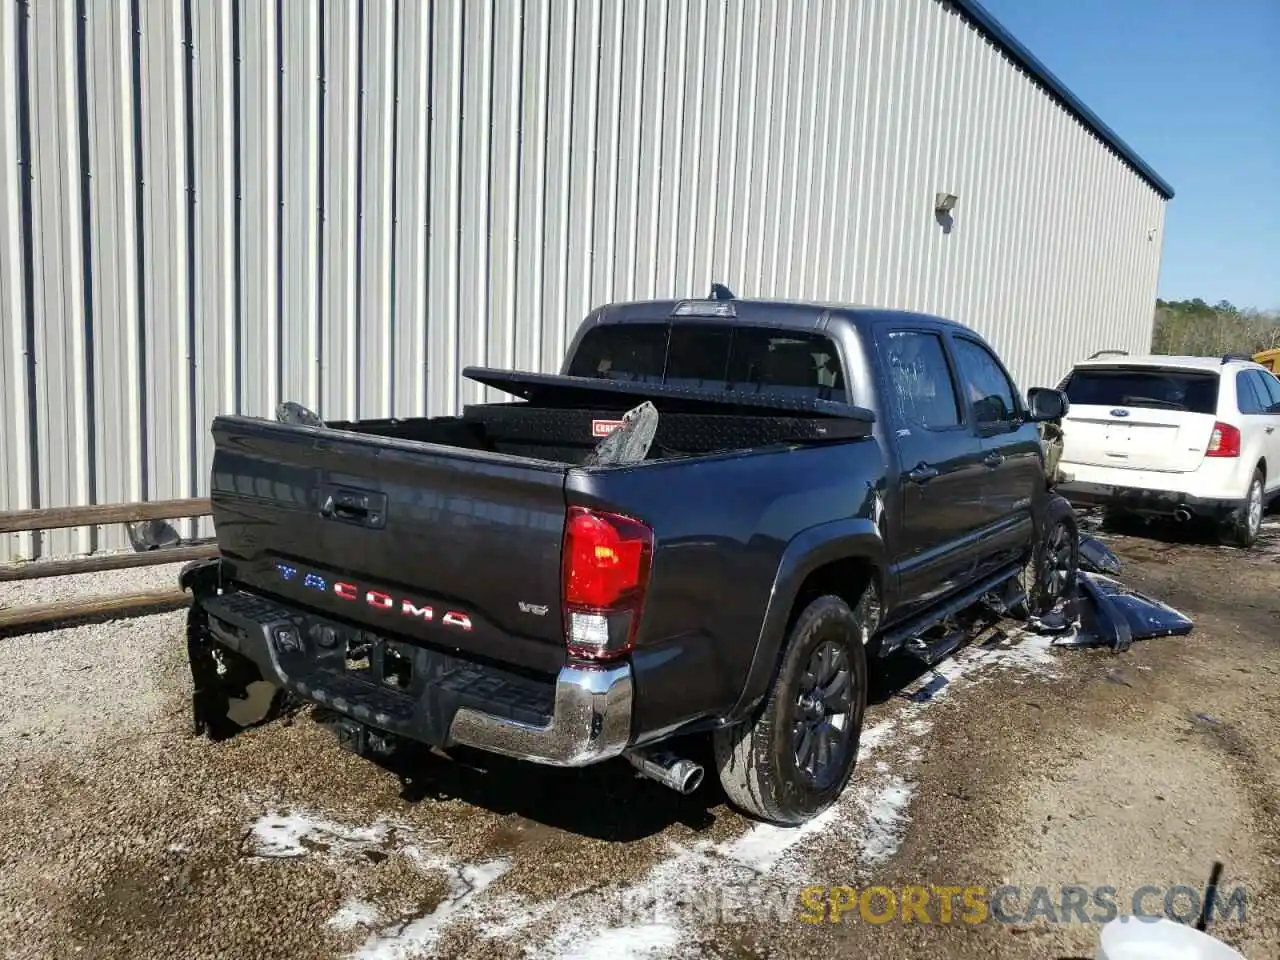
[
  {"x1": 1057, "y1": 481, "x2": 1243, "y2": 519},
  {"x1": 197, "y1": 587, "x2": 633, "y2": 767}
]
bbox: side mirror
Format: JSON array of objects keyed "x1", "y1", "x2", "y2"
[{"x1": 1026, "y1": 387, "x2": 1069, "y2": 422}]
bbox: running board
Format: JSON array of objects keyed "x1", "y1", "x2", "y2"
[
  {"x1": 904, "y1": 628, "x2": 967, "y2": 666},
  {"x1": 879, "y1": 563, "x2": 1022, "y2": 657}
]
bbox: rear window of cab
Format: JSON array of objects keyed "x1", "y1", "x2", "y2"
[{"x1": 566, "y1": 322, "x2": 847, "y2": 402}]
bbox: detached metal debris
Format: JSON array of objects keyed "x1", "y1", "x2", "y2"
[
  {"x1": 1079, "y1": 535, "x2": 1123, "y2": 575},
  {"x1": 581, "y1": 401, "x2": 659, "y2": 466},
  {"x1": 1028, "y1": 530, "x2": 1193, "y2": 652}
]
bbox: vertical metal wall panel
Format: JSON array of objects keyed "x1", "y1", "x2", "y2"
[
  {"x1": 389, "y1": 0, "x2": 431, "y2": 417},
  {"x1": 29, "y1": 0, "x2": 91, "y2": 558},
  {"x1": 279, "y1": 1, "x2": 319, "y2": 410},
  {"x1": 0, "y1": 0, "x2": 1172, "y2": 561},
  {"x1": 190, "y1": 0, "x2": 235, "y2": 542},
  {"x1": 82, "y1": 1, "x2": 138, "y2": 553},
  {"x1": 0, "y1": 0, "x2": 33, "y2": 561},
  {"x1": 358, "y1": 0, "x2": 397, "y2": 419},
  {"x1": 455, "y1": 0, "x2": 492, "y2": 410},
  {"x1": 237, "y1": 0, "x2": 279, "y2": 421}
]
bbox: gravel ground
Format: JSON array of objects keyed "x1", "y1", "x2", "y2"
[{"x1": 1, "y1": 526, "x2": 1277, "y2": 959}]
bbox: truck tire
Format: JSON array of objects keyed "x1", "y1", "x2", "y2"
[
  {"x1": 713, "y1": 592, "x2": 871, "y2": 826},
  {"x1": 1219, "y1": 467, "x2": 1264, "y2": 549},
  {"x1": 1009, "y1": 494, "x2": 1079, "y2": 620}
]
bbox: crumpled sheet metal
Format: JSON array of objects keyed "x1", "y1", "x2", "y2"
[
  {"x1": 1079, "y1": 536, "x2": 1123, "y2": 575},
  {"x1": 276, "y1": 401, "x2": 325, "y2": 427},
  {"x1": 582, "y1": 401, "x2": 659, "y2": 466},
  {"x1": 1031, "y1": 571, "x2": 1193, "y2": 653}
]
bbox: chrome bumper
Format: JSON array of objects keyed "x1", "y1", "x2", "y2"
[{"x1": 446, "y1": 662, "x2": 634, "y2": 767}]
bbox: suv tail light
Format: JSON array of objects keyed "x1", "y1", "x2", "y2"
[
  {"x1": 1206, "y1": 422, "x2": 1241, "y2": 458},
  {"x1": 562, "y1": 506, "x2": 653, "y2": 661}
]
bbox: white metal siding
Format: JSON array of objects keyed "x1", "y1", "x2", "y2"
[{"x1": 0, "y1": 0, "x2": 1168, "y2": 560}]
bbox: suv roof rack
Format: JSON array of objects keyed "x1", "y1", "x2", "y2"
[
  {"x1": 1221, "y1": 353, "x2": 1253, "y2": 364},
  {"x1": 1087, "y1": 349, "x2": 1128, "y2": 359}
]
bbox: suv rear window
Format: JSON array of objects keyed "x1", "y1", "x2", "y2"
[
  {"x1": 566, "y1": 322, "x2": 847, "y2": 401},
  {"x1": 1061, "y1": 367, "x2": 1219, "y2": 415}
]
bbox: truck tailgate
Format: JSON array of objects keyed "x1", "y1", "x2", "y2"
[{"x1": 209, "y1": 416, "x2": 570, "y2": 675}]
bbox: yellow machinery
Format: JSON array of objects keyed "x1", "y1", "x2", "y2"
[{"x1": 1253, "y1": 349, "x2": 1280, "y2": 372}]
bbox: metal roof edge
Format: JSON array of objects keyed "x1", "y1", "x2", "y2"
[{"x1": 949, "y1": 0, "x2": 1176, "y2": 201}]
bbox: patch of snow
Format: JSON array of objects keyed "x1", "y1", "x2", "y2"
[
  {"x1": 244, "y1": 805, "x2": 519, "y2": 958},
  {"x1": 329, "y1": 899, "x2": 381, "y2": 932},
  {"x1": 552, "y1": 923, "x2": 683, "y2": 960},
  {"x1": 347, "y1": 856, "x2": 511, "y2": 960},
  {"x1": 247, "y1": 809, "x2": 396, "y2": 860},
  {"x1": 859, "y1": 778, "x2": 915, "y2": 863}
]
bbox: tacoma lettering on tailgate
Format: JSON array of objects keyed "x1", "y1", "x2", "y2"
[{"x1": 274, "y1": 562, "x2": 473, "y2": 631}]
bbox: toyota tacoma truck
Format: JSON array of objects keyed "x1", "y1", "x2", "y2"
[{"x1": 181, "y1": 289, "x2": 1077, "y2": 826}]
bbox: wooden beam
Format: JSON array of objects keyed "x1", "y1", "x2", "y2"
[
  {"x1": 0, "y1": 542, "x2": 218, "y2": 582},
  {"x1": 0, "y1": 588, "x2": 190, "y2": 632},
  {"x1": 0, "y1": 497, "x2": 211, "y2": 534}
]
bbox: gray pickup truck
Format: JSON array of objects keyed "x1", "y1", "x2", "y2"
[{"x1": 182, "y1": 289, "x2": 1076, "y2": 826}]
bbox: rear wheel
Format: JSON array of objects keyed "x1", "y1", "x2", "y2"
[
  {"x1": 1220, "y1": 468, "x2": 1264, "y2": 548},
  {"x1": 1009, "y1": 495, "x2": 1080, "y2": 620},
  {"x1": 714, "y1": 591, "x2": 872, "y2": 826}
]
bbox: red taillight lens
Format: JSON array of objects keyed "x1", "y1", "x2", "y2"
[
  {"x1": 1206, "y1": 422, "x2": 1241, "y2": 458},
  {"x1": 562, "y1": 506, "x2": 653, "y2": 660}
]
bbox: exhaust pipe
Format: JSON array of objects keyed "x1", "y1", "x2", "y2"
[
  {"x1": 625, "y1": 748, "x2": 705, "y2": 795},
  {"x1": 1173, "y1": 507, "x2": 1192, "y2": 522}
]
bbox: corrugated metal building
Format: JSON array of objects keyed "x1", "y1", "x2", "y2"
[{"x1": 0, "y1": 0, "x2": 1173, "y2": 561}]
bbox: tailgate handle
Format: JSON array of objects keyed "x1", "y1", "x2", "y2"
[
  {"x1": 907, "y1": 462, "x2": 939, "y2": 483},
  {"x1": 319, "y1": 486, "x2": 387, "y2": 529}
]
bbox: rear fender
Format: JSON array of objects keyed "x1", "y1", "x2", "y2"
[{"x1": 723, "y1": 518, "x2": 886, "y2": 725}]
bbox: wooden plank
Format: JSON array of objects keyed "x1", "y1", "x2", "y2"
[
  {"x1": 0, "y1": 542, "x2": 218, "y2": 582},
  {"x1": 0, "y1": 498, "x2": 212, "y2": 534},
  {"x1": 0, "y1": 588, "x2": 191, "y2": 632}
]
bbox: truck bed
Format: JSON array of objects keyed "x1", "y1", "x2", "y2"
[{"x1": 209, "y1": 385, "x2": 873, "y2": 681}]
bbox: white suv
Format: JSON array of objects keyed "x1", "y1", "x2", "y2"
[{"x1": 1055, "y1": 352, "x2": 1280, "y2": 547}]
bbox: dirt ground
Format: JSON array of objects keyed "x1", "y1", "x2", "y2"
[{"x1": 1, "y1": 517, "x2": 1277, "y2": 960}]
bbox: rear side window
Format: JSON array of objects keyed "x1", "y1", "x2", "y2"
[
  {"x1": 1253, "y1": 370, "x2": 1280, "y2": 411},
  {"x1": 566, "y1": 322, "x2": 847, "y2": 401},
  {"x1": 1236, "y1": 371, "x2": 1267, "y2": 414},
  {"x1": 1062, "y1": 368, "x2": 1219, "y2": 415}
]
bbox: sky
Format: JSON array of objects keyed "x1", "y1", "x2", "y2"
[{"x1": 978, "y1": 0, "x2": 1279, "y2": 312}]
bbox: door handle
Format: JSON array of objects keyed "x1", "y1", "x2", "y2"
[
  {"x1": 984, "y1": 451, "x2": 1005, "y2": 467},
  {"x1": 1267, "y1": 427, "x2": 1275, "y2": 434},
  {"x1": 908, "y1": 463, "x2": 939, "y2": 483}
]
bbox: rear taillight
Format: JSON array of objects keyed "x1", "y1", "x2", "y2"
[
  {"x1": 562, "y1": 506, "x2": 653, "y2": 661},
  {"x1": 1206, "y1": 422, "x2": 1241, "y2": 458}
]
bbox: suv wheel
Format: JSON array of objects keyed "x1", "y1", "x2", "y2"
[
  {"x1": 1010, "y1": 495, "x2": 1080, "y2": 620},
  {"x1": 714, "y1": 591, "x2": 871, "y2": 826},
  {"x1": 1221, "y1": 468, "x2": 1264, "y2": 548}
]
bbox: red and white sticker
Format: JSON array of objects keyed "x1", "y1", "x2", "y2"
[{"x1": 592, "y1": 419, "x2": 624, "y2": 438}]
